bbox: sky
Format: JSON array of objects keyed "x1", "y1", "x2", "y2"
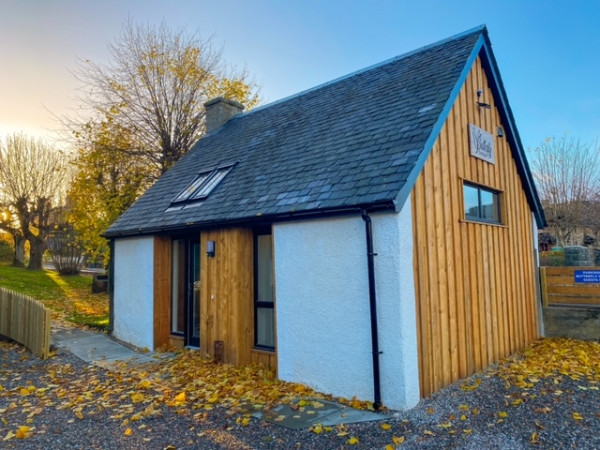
[{"x1": 1, "y1": 0, "x2": 599, "y2": 152}]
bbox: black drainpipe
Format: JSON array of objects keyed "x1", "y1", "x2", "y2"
[{"x1": 361, "y1": 211, "x2": 382, "y2": 410}]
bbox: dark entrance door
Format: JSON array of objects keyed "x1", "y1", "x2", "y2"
[{"x1": 186, "y1": 238, "x2": 201, "y2": 347}]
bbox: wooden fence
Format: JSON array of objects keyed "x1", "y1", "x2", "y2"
[
  {"x1": 540, "y1": 266, "x2": 600, "y2": 307},
  {"x1": 0, "y1": 288, "x2": 51, "y2": 358}
]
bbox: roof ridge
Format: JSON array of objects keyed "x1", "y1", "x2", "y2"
[{"x1": 235, "y1": 25, "x2": 487, "y2": 120}]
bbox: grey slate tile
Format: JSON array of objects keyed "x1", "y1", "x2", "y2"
[{"x1": 106, "y1": 27, "x2": 484, "y2": 236}]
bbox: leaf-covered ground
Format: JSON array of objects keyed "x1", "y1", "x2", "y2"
[
  {"x1": 1, "y1": 336, "x2": 600, "y2": 448},
  {"x1": 0, "y1": 264, "x2": 109, "y2": 329}
]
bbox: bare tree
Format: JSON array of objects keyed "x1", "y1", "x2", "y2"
[
  {"x1": 0, "y1": 133, "x2": 67, "y2": 270},
  {"x1": 532, "y1": 136, "x2": 600, "y2": 246},
  {"x1": 70, "y1": 19, "x2": 259, "y2": 179}
]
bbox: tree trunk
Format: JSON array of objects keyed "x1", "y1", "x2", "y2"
[
  {"x1": 28, "y1": 237, "x2": 45, "y2": 270},
  {"x1": 12, "y1": 234, "x2": 26, "y2": 267}
]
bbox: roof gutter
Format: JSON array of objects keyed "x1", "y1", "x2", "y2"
[
  {"x1": 103, "y1": 201, "x2": 396, "y2": 239},
  {"x1": 361, "y1": 210, "x2": 382, "y2": 410}
]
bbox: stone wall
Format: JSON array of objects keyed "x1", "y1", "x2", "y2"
[{"x1": 564, "y1": 246, "x2": 594, "y2": 266}]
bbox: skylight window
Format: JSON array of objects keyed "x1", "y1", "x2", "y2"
[{"x1": 171, "y1": 164, "x2": 235, "y2": 205}]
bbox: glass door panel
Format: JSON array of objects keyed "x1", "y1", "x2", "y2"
[{"x1": 187, "y1": 239, "x2": 201, "y2": 347}]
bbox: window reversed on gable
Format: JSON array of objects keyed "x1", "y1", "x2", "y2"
[{"x1": 171, "y1": 164, "x2": 235, "y2": 205}]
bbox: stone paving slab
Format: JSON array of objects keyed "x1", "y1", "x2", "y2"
[
  {"x1": 52, "y1": 327, "x2": 157, "y2": 366},
  {"x1": 254, "y1": 398, "x2": 385, "y2": 429}
]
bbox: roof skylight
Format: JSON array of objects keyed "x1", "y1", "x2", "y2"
[{"x1": 171, "y1": 164, "x2": 235, "y2": 205}]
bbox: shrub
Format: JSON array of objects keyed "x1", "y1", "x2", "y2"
[
  {"x1": 0, "y1": 240, "x2": 12, "y2": 263},
  {"x1": 46, "y1": 225, "x2": 85, "y2": 275},
  {"x1": 539, "y1": 250, "x2": 565, "y2": 266}
]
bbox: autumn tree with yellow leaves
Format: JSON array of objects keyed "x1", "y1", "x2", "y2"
[
  {"x1": 68, "y1": 120, "x2": 149, "y2": 262},
  {"x1": 67, "y1": 19, "x2": 260, "y2": 260}
]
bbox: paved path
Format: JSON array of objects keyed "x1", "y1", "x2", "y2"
[{"x1": 51, "y1": 326, "x2": 159, "y2": 369}]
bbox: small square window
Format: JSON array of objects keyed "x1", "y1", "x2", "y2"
[
  {"x1": 171, "y1": 164, "x2": 235, "y2": 205},
  {"x1": 464, "y1": 182, "x2": 501, "y2": 224}
]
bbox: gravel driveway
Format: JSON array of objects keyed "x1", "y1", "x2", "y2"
[{"x1": 1, "y1": 337, "x2": 599, "y2": 449}]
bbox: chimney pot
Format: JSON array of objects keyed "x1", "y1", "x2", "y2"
[{"x1": 204, "y1": 97, "x2": 244, "y2": 133}]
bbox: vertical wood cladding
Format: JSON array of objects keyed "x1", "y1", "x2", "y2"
[
  {"x1": 154, "y1": 236, "x2": 172, "y2": 349},
  {"x1": 200, "y1": 228, "x2": 256, "y2": 367},
  {"x1": 412, "y1": 57, "x2": 539, "y2": 397}
]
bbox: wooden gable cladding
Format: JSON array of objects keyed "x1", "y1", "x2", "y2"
[
  {"x1": 412, "y1": 56, "x2": 540, "y2": 398},
  {"x1": 200, "y1": 228, "x2": 256, "y2": 367}
]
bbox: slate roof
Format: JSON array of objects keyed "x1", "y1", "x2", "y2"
[{"x1": 106, "y1": 25, "x2": 545, "y2": 237}]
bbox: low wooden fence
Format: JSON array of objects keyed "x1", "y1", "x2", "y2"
[
  {"x1": 540, "y1": 266, "x2": 600, "y2": 307},
  {"x1": 0, "y1": 288, "x2": 51, "y2": 358}
]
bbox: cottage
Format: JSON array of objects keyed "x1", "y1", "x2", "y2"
[{"x1": 105, "y1": 25, "x2": 546, "y2": 410}]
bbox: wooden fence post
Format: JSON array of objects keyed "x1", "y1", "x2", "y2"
[{"x1": 540, "y1": 267, "x2": 548, "y2": 307}]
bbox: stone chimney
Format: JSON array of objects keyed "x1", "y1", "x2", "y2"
[{"x1": 204, "y1": 97, "x2": 244, "y2": 133}]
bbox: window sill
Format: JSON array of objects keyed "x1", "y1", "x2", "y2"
[
  {"x1": 460, "y1": 219, "x2": 508, "y2": 228},
  {"x1": 252, "y1": 346, "x2": 276, "y2": 354}
]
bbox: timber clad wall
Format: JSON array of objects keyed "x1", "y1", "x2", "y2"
[
  {"x1": 154, "y1": 236, "x2": 172, "y2": 349},
  {"x1": 200, "y1": 229, "x2": 254, "y2": 365},
  {"x1": 201, "y1": 229, "x2": 278, "y2": 369},
  {"x1": 412, "y1": 57, "x2": 539, "y2": 397},
  {"x1": 153, "y1": 230, "x2": 277, "y2": 369}
]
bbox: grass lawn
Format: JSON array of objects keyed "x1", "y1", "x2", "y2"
[{"x1": 0, "y1": 262, "x2": 109, "y2": 329}]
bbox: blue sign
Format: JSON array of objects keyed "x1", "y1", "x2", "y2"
[{"x1": 574, "y1": 270, "x2": 600, "y2": 283}]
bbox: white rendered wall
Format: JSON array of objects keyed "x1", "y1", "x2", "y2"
[
  {"x1": 113, "y1": 237, "x2": 155, "y2": 349},
  {"x1": 533, "y1": 214, "x2": 545, "y2": 337},
  {"x1": 274, "y1": 200, "x2": 420, "y2": 410}
]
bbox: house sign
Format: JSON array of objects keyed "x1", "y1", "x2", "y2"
[
  {"x1": 469, "y1": 123, "x2": 495, "y2": 164},
  {"x1": 574, "y1": 270, "x2": 600, "y2": 283}
]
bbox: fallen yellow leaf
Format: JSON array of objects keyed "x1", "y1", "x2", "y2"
[
  {"x1": 380, "y1": 423, "x2": 392, "y2": 431},
  {"x1": 573, "y1": 412, "x2": 583, "y2": 421},
  {"x1": 16, "y1": 426, "x2": 31, "y2": 439},
  {"x1": 347, "y1": 436, "x2": 359, "y2": 445},
  {"x1": 3, "y1": 431, "x2": 15, "y2": 441},
  {"x1": 124, "y1": 428, "x2": 133, "y2": 436},
  {"x1": 310, "y1": 423, "x2": 324, "y2": 434},
  {"x1": 531, "y1": 431, "x2": 540, "y2": 444},
  {"x1": 393, "y1": 435, "x2": 405, "y2": 445},
  {"x1": 131, "y1": 392, "x2": 145, "y2": 404}
]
